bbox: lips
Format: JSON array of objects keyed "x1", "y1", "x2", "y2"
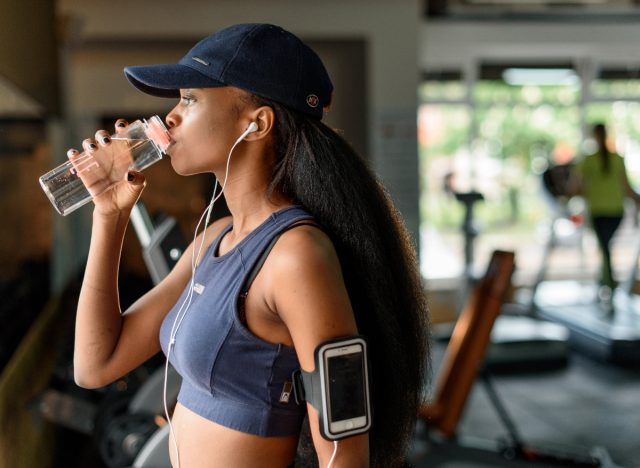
[{"x1": 165, "y1": 139, "x2": 176, "y2": 156}]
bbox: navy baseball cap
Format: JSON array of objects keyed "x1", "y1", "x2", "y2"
[{"x1": 124, "y1": 23, "x2": 333, "y2": 120}]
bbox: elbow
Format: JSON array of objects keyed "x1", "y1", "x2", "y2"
[
  {"x1": 73, "y1": 366, "x2": 109, "y2": 390},
  {"x1": 73, "y1": 372, "x2": 101, "y2": 390}
]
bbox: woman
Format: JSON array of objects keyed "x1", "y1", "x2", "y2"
[
  {"x1": 72, "y1": 23, "x2": 429, "y2": 467},
  {"x1": 575, "y1": 123, "x2": 640, "y2": 296}
]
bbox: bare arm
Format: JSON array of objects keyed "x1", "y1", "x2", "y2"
[
  {"x1": 72, "y1": 122, "x2": 181, "y2": 388},
  {"x1": 73, "y1": 206, "x2": 134, "y2": 388},
  {"x1": 73, "y1": 205, "x2": 230, "y2": 388},
  {"x1": 70, "y1": 128, "x2": 230, "y2": 388},
  {"x1": 269, "y1": 227, "x2": 369, "y2": 467}
]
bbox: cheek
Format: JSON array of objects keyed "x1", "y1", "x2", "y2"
[
  {"x1": 180, "y1": 116, "x2": 235, "y2": 171},
  {"x1": 176, "y1": 111, "x2": 210, "y2": 149}
]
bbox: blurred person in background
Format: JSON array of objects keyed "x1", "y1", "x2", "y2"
[{"x1": 573, "y1": 123, "x2": 640, "y2": 301}]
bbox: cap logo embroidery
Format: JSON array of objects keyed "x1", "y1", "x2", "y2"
[
  {"x1": 192, "y1": 56, "x2": 210, "y2": 66},
  {"x1": 306, "y1": 94, "x2": 319, "y2": 108}
]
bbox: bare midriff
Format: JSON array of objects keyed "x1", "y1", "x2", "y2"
[{"x1": 168, "y1": 402, "x2": 300, "y2": 467}]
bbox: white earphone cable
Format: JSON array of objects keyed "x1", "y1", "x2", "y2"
[
  {"x1": 327, "y1": 440, "x2": 339, "y2": 468},
  {"x1": 163, "y1": 123, "x2": 256, "y2": 468}
]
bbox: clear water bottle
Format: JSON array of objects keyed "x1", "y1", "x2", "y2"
[{"x1": 39, "y1": 115, "x2": 171, "y2": 216}]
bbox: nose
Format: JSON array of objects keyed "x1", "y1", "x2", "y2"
[{"x1": 165, "y1": 107, "x2": 180, "y2": 128}]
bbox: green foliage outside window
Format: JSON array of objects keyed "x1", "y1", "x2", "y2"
[
  {"x1": 419, "y1": 72, "x2": 640, "y2": 278},
  {"x1": 420, "y1": 80, "x2": 582, "y2": 231}
]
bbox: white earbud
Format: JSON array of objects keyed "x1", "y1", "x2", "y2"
[{"x1": 247, "y1": 121, "x2": 258, "y2": 133}]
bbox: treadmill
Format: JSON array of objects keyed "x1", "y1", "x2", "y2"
[
  {"x1": 532, "y1": 164, "x2": 640, "y2": 365},
  {"x1": 535, "y1": 269, "x2": 640, "y2": 365}
]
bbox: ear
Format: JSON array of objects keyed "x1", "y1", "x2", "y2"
[{"x1": 243, "y1": 105, "x2": 275, "y2": 141}]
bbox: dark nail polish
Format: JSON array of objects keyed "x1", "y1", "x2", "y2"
[
  {"x1": 127, "y1": 172, "x2": 134, "y2": 181},
  {"x1": 116, "y1": 121, "x2": 126, "y2": 128},
  {"x1": 102, "y1": 136, "x2": 111, "y2": 144},
  {"x1": 88, "y1": 143, "x2": 97, "y2": 150}
]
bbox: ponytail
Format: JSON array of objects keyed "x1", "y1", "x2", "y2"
[
  {"x1": 593, "y1": 123, "x2": 610, "y2": 174},
  {"x1": 251, "y1": 95, "x2": 430, "y2": 467}
]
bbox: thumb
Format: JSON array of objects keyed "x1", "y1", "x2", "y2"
[
  {"x1": 124, "y1": 170, "x2": 147, "y2": 202},
  {"x1": 126, "y1": 170, "x2": 146, "y2": 186}
]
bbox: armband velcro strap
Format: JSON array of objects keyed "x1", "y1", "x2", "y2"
[{"x1": 292, "y1": 367, "x2": 322, "y2": 409}]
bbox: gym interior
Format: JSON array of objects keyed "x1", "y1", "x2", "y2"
[{"x1": 1, "y1": 1, "x2": 639, "y2": 467}]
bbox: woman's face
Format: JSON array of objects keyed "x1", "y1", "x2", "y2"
[{"x1": 165, "y1": 86, "x2": 249, "y2": 175}]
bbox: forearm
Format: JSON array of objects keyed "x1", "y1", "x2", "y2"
[
  {"x1": 73, "y1": 208, "x2": 130, "y2": 387},
  {"x1": 313, "y1": 429, "x2": 369, "y2": 468}
]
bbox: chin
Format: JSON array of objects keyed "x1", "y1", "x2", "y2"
[
  {"x1": 168, "y1": 157, "x2": 190, "y2": 176},
  {"x1": 169, "y1": 159, "x2": 208, "y2": 178}
]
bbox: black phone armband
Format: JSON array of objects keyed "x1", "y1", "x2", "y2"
[{"x1": 292, "y1": 336, "x2": 371, "y2": 441}]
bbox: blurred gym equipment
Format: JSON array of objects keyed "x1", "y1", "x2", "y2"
[
  {"x1": 448, "y1": 185, "x2": 570, "y2": 375},
  {"x1": 415, "y1": 250, "x2": 622, "y2": 467},
  {"x1": 453, "y1": 190, "x2": 485, "y2": 281},
  {"x1": 532, "y1": 164, "x2": 640, "y2": 364}
]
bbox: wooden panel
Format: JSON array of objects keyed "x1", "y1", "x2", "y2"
[{"x1": 0, "y1": 296, "x2": 64, "y2": 468}]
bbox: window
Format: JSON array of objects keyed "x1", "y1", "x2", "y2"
[{"x1": 418, "y1": 62, "x2": 614, "y2": 281}]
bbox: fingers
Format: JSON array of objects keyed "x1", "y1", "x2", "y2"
[
  {"x1": 67, "y1": 148, "x2": 89, "y2": 175},
  {"x1": 83, "y1": 135, "x2": 115, "y2": 175},
  {"x1": 67, "y1": 144, "x2": 110, "y2": 197},
  {"x1": 72, "y1": 118, "x2": 125, "y2": 153},
  {"x1": 68, "y1": 145, "x2": 99, "y2": 175},
  {"x1": 115, "y1": 119, "x2": 129, "y2": 134},
  {"x1": 95, "y1": 130, "x2": 111, "y2": 146},
  {"x1": 63, "y1": 119, "x2": 132, "y2": 200},
  {"x1": 82, "y1": 138, "x2": 99, "y2": 153}
]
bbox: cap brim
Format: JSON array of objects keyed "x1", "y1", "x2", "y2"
[{"x1": 124, "y1": 63, "x2": 224, "y2": 98}]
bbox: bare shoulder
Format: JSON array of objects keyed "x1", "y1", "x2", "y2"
[
  {"x1": 266, "y1": 224, "x2": 357, "y2": 369},
  {"x1": 270, "y1": 224, "x2": 341, "y2": 276}
]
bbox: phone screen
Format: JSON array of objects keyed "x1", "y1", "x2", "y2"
[{"x1": 327, "y1": 351, "x2": 366, "y2": 421}]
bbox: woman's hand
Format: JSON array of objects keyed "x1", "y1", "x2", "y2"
[{"x1": 66, "y1": 119, "x2": 146, "y2": 217}]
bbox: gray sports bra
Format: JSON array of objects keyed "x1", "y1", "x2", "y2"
[{"x1": 159, "y1": 206, "x2": 315, "y2": 436}]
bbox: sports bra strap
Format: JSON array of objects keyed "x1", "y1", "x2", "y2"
[{"x1": 240, "y1": 221, "x2": 321, "y2": 296}]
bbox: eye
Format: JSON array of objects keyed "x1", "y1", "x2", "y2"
[{"x1": 181, "y1": 93, "x2": 195, "y2": 105}]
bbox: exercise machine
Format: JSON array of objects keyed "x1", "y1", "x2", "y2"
[
  {"x1": 447, "y1": 185, "x2": 570, "y2": 374},
  {"x1": 453, "y1": 190, "x2": 485, "y2": 281},
  {"x1": 483, "y1": 165, "x2": 576, "y2": 374},
  {"x1": 414, "y1": 250, "x2": 622, "y2": 468},
  {"x1": 531, "y1": 164, "x2": 640, "y2": 364}
]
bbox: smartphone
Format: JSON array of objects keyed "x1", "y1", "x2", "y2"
[{"x1": 317, "y1": 336, "x2": 371, "y2": 440}]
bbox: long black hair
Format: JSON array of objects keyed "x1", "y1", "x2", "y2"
[{"x1": 245, "y1": 94, "x2": 430, "y2": 466}]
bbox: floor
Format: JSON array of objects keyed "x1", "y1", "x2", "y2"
[{"x1": 409, "y1": 341, "x2": 640, "y2": 468}]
